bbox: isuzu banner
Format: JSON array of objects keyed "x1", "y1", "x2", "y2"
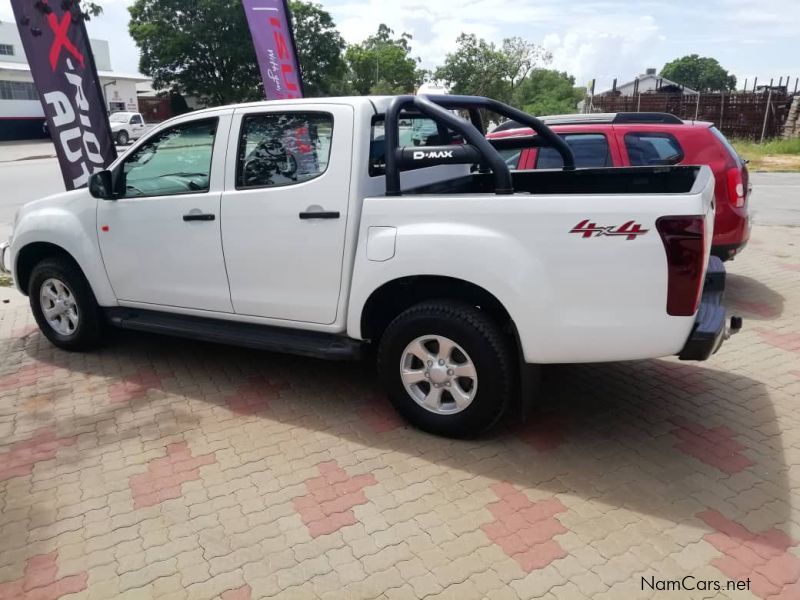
[
  {"x1": 242, "y1": 0, "x2": 305, "y2": 99},
  {"x1": 10, "y1": 0, "x2": 117, "y2": 190}
]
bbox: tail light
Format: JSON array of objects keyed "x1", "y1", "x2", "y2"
[
  {"x1": 657, "y1": 216, "x2": 706, "y2": 316},
  {"x1": 726, "y1": 167, "x2": 745, "y2": 208}
]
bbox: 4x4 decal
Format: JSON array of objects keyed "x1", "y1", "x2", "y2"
[{"x1": 570, "y1": 219, "x2": 649, "y2": 240}]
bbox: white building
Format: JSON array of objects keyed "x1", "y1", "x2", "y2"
[
  {"x1": 598, "y1": 68, "x2": 699, "y2": 96},
  {"x1": 0, "y1": 21, "x2": 150, "y2": 140}
]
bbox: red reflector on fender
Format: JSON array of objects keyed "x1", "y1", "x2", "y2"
[{"x1": 656, "y1": 216, "x2": 706, "y2": 316}]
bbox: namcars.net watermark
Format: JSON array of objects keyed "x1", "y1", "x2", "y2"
[{"x1": 642, "y1": 575, "x2": 751, "y2": 593}]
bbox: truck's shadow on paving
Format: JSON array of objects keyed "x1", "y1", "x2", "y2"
[
  {"x1": 16, "y1": 328, "x2": 789, "y2": 543},
  {"x1": 726, "y1": 272, "x2": 785, "y2": 320}
]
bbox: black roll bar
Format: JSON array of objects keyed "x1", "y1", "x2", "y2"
[{"x1": 383, "y1": 94, "x2": 576, "y2": 196}]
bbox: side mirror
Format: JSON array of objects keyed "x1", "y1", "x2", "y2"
[{"x1": 88, "y1": 170, "x2": 114, "y2": 200}]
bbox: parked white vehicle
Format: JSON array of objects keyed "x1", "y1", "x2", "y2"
[
  {"x1": 0, "y1": 95, "x2": 740, "y2": 437},
  {"x1": 108, "y1": 111, "x2": 146, "y2": 145}
]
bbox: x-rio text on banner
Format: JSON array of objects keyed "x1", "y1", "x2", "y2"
[{"x1": 10, "y1": 0, "x2": 117, "y2": 190}]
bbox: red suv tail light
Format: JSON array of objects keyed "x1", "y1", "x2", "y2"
[
  {"x1": 657, "y1": 215, "x2": 706, "y2": 316},
  {"x1": 726, "y1": 167, "x2": 745, "y2": 208}
]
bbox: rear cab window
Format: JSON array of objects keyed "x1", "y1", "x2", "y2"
[
  {"x1": 370, "y1": 115, "x2": 464, "y2": 176},
  {"x1": 624, "y1": 132, "x2": 684, "y2": 166}
]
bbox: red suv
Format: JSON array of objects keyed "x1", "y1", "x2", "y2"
[{"x1": 487, "y1": 113, "x2": 751, "y2": 260}]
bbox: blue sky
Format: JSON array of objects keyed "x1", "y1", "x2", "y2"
[{"x1": 4, "y1": 0, "x2": 798, "y2": 92}]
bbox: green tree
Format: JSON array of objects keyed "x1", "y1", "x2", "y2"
[
  {"x1": 289, "y1": 1, "x2": 347, "y2": 96},
  {"x1": 128, "y1": 0, "x2": 347, "y2": 105},
  {"x1": 434, "y1": 34, "x2": 551, "y2": 104},
  {"x1": 513, "y1": 69, "x2": 583, "y2": 116},
  {"x1": 660, "y1": 55, "x2": 737, "y2": 92},
  {"x1": 345, "y1": 24, "x2": 422, "y2": 95},
  {"x1": 129, "y1": 0, "x2": 262, "y2": 105},
  {"x1": 434, "y1": 34, "x2": 510, "y2": 102}
]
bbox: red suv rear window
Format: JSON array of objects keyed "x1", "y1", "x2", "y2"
[{"x1": 624, "y1": 132, "x2": 684, "y2": 166}]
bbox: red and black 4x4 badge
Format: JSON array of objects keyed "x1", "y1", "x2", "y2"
[{"x1": 570, "y1": 219, "x2": 649, "y2": 240}]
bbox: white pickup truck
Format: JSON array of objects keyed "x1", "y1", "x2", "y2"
[
  {"x1": 108, "y1": 111, "x2": 147, "y2": 146},
  {"x1": 0, "y1": 94, "x2": 740, "y2": 437}
]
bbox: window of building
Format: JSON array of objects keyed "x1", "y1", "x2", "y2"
[
  {"x1": 0, "y1": 80, "x2": 38, "y2": 101},
  {"x1": 0, "y1": 44, "x2": 13, "y2": 56}
]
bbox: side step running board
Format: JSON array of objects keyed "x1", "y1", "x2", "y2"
[{"x1": 104, "y1": 308, "x2": 364, "y2": 361}]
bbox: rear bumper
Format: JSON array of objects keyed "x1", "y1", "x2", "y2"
[
  {"x1": 0, "y1": 241, "x2": 10, "y2": 276},
  {"x1": 711, "y1": 241, "x2": 748, "y2": 261},
  {"x1": 679, "y1": 256, "x2": 741, "y2": 361}
]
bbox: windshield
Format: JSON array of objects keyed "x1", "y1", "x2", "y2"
[{"x1": 109, "y1": 113, "x2": 131, "y2": 123}]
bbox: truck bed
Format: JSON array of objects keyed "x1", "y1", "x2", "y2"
[{"x1": 404, "y1": 165, "x2": 702, "y2": 196}]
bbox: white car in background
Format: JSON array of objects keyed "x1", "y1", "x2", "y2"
[{"x1": 108, "y1": 111, "x2": 147, "y2": 146}]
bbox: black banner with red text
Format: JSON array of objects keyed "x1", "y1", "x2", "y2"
[{"x1": 10, "y1": 0, "x2": 117, "y2": 189}]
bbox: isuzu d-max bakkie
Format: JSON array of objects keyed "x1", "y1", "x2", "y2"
[{"x1": 0, "y1": 95, "x2": 740, "y2": 437}]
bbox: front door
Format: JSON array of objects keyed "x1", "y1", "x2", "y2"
[
  {"x1": 129, "y1": 113, "x2": 146, "y2": 139},
  {"x1": 221, "y1": 104, "x2": 353, "y2": 324},
  {"x1": 98, "y1": 112, "x2": 234, "y2": 312}
]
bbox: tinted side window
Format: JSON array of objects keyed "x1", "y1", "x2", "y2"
[
  {"x1": 625, "y1": 132, "x2": 684, "y2": 166},
  {"x1": 536, "y1": 134, "x2": 611, "y2": 169},
  {"x1": 238, "y1": 112, "x2": 333, "y2": 189},
  {"x1": 130, "y1": 115, "x2": 143, "y2": 125},
  {"x1": 497, "y1": 148, "x2": 522, "y2": 168},
  {"x1": 120, "y1": 118, "x2": 217, "y2": 198}
]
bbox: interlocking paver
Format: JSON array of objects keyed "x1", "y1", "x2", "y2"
[{"x1": 1, "y1": 223, "x2": 800, "y2": 598}]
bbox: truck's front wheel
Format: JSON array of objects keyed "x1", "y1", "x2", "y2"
[
  {"x1": 377, "y1": 301, "x2": 514, "y2": 438},
  {"x1": 29, "y1": 257, "x2": 105, "y2": 351}
]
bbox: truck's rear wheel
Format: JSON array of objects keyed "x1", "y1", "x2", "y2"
[
  {"x1": 29, "y1": 257, "x2": 105, "y2": 351},
  {"x1": 377, "y1": 301, "x2": 514, "y2": 438},
  {"x1": 116, "y1": 130, "x2": 129, "y2": 145}
]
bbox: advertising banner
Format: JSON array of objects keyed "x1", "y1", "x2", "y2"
[
  {"x1": 10, "y1": 0, "x2": 117, "y2": 189},
  {"x1": 242, "y1": 0, "x2": 304, "y2": 100}
]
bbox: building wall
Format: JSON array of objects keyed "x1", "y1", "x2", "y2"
[
  {"x1": 0, "y1": 22, "x2": 147, "y2": 140},
  {"x1": 104, "y1": 79, "x2": 140, "y2": 113},
  {"x1": 0, "y1": 22, "x2": 112, "y2": 70}
]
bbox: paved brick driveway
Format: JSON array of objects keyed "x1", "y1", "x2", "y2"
[{"x1": 1, "y1": 224, "x2": 799, "y2": 600}]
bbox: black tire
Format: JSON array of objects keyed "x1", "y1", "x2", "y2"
[
  {"x1": 116, "y1": 130, "x2": 129, "y2": 145},
  {"x1": 377, "y1": 300, "x2": 515, "y2": 438},
  {"x1": 29, "y1": 257, "x2": 105, "y2": 351}
]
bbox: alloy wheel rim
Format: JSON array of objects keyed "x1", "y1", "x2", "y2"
[
  {"x1": 400, "y1": 335, "x2": 478, "y2": 415},
  {"x1": 39, "y1": 277, "x2": 79, "y2": 336}
]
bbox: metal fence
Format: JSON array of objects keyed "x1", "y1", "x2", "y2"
[{"x1": 590, "y1": 91, "x2": 793, "y2": 140}]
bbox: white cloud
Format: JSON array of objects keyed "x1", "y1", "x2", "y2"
[{"x1": 542, "y1": 15, "x2": 665, "y2": 89}]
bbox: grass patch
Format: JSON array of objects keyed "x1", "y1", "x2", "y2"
[
  {"x1": 0, "y1": 273, "x2": 12, "y2": 287},
  {"x1": 731, "y1": 138, "x2": 800, "y2": 172}
]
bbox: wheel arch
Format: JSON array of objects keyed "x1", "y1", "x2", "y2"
[
  {"x1": 359, "y1": 275, "x2": 520, "y2": 351},
  {"x1": 15, "y1": 242, "x2": 83, "y2": 296}
]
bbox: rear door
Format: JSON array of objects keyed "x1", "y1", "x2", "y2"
[{"x1": 221, "y1": 104, "x2": 354, "y2": 324}]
